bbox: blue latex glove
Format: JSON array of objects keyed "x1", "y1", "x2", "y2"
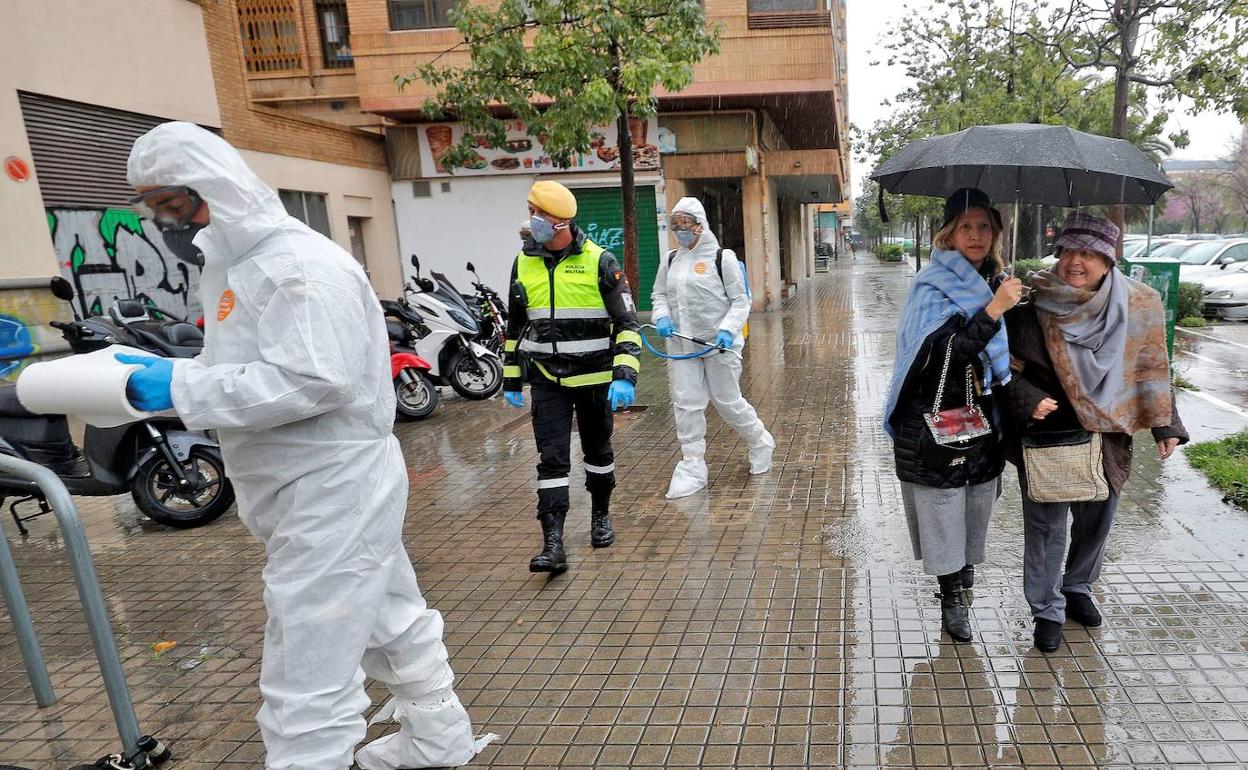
[
  {"x1": 115, "y1": 354, "x2": 174, "y2": 412},
  {"x1": 715, "y1": 330, "x2": 735, "y2": 349},
  {"x1": 608, "y1": 380, "x2": 635, "y2": 411},
  {"x1": 503, "y1": 390, "x2": 525, "y2": 408},
  {"x1": 655, "y1": 317, "x2": 675, "y2": 338}
]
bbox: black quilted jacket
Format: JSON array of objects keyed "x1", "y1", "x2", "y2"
[{"x1": 890, "y1": 310, "x2": 1007, "y2": 488}]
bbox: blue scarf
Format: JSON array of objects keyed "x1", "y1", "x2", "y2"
[{"x1": 883, "y1": 249, "x2": 1012, "y2": 438}]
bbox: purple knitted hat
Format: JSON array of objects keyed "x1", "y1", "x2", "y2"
[{"x1": 1054, "y1": 212, "x2": 1120, "y2": 263}]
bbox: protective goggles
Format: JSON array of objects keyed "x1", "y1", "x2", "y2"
[
  {"x1": 668, "y1": 215, "x2": 700, "y2": 231},
  {"x1": 129, "y1": 186, "x2": 203, "y2": 231}
]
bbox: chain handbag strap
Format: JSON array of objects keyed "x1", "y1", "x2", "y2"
[{"x1": 930, "y1": 336, "x2": 978, "y2": 413}]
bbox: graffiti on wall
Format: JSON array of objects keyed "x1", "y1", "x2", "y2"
[
  {"x1": 47, "y1": 208, "x2": 203, "y2": 319},
  {"x1": 0, "y1": 287, "x2": 76, "y2": 381}
]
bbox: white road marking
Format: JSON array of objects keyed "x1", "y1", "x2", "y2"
[
  {"x1": 1176, "y1": 326, "x2": 1248, "y2": 352},
  {"x1": 1181, "y1": 387, "x2": 1248, "y2": 420}
]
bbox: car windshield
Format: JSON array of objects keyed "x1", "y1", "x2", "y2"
[
  {"x1": 1177, "y1": 241, "x2": 1227, "y2": 265},
  {"x1": 1148, "y1": 241, "x2": 1197, "y2": 260}
]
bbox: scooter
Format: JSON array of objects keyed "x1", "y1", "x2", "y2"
[
  {"x1": 387, "y1": 316, "x2": 439, "y2": 421},
  {"x1": 462, "y1": 261, "x2": 507, "y2": 356},
  {"x1": 0, "y1": 278, "x2": 235, "y2": 535},
  {"x1": 385, "y1": 255, "x2": 503, "y2": 401}
]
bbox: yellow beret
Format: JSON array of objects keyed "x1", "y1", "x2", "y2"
[{"x1": 527, "y1": 180, "x2": 577, "y2": 219}]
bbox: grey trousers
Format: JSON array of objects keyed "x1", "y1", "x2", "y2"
[
  {"x1": 1019, "y1": 470, "x2": 1120, "y2": 623},
  {"x1": 899, "y1": 479, "x2": 999, "y2": 577}
]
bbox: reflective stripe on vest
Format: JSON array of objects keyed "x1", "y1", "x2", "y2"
[{"x1": 519, "y1": 338, "x2": 613, "y2": 355}]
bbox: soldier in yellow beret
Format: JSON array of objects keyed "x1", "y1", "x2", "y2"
[{"x1": 502, "y1": 180, "x2": 642, "y2": 574}]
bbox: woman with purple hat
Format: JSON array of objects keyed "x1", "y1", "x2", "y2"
[
  {"x1": 885, "y1": 188, "x2": 1024, "y2": 644},
  {"x1": 1003, "y1": 212, "x2": 1188, "y2": 653}
]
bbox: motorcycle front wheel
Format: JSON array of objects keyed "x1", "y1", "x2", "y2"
[
  {"x1": 448, "y1": 350, "x2": 503, "y2": 400},
  {"x1": 396, "y1": 371, "x2": 439, "y2": 420},
  {"x1": 132, "y1": 447, "x2": 235, "y2": 528}
]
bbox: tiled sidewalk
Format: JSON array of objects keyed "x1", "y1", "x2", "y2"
[{"x1": 2, "y1": 258, "x2": 1247, "y2": 768}]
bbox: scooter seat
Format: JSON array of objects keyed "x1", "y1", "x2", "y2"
[{"x1": 162, "y1": 322, "x2": 203, "y2": 346}]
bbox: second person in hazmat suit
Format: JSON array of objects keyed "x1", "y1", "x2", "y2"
[
  {"x1": 123, "y1": 123, "x2": 492, "y2": 770},
  {"x1": 652, "y1": 197, "x2": 775, "y2": 498}
]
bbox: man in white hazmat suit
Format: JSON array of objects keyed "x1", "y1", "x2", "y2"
[
  {"x1": 122, "y1": 123, "x2": 491, "y2": 770},
  {"x1": 651, "y1": 197, "x2": 776, "y2": 498}
]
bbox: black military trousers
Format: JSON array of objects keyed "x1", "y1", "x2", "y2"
[{"x1": 530, "y1": 380, "x2": 616, "y2": 518}]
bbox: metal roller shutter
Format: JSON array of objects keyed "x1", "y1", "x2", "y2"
[
  {"x1": 571, "y1": 185, "x2": 660, "y2": 311},
  {"x1": 17, "y1": 92, "x2": 208, "y2": 209}
]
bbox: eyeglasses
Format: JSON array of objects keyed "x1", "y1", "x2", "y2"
[{"x1": 129, "y1": 186, "x2": 203, "y2": 231}]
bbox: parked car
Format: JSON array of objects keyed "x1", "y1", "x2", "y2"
[
  {"x1": 1201, "y1": 263, "x2": 1248, "y2": 320},
  {"x1": 1175, "y1": 239, "x2": 1248, "y2": 281}
]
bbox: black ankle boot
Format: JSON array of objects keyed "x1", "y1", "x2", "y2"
[
  {"x1": 937, "y1": 572, "x2": 973, "y2": 643},
  {"x1": 529, "y1": 512, "x2": 568, "y2": 574},
  {"x1": 960, "y1": 564, "x2": 975, "y2": 590},
  {"x1": 590, "y1": 509, "x2": 614, "y2": 548}
]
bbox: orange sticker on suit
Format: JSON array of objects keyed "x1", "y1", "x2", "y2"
[
  {"x1": 217, "y1": 290, "x2": 236, "y2": 321},
  {"x1": 693, "y1": 261, "x2": 710, "y2": 275}
]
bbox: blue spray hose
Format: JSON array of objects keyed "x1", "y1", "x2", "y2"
[{"x1": 639, "y1": 323, "x2": 740, "y2": 361}]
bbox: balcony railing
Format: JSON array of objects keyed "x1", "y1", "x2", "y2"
[{"x1": 238, "y1": 0, "x2": 304, "y2": 73}]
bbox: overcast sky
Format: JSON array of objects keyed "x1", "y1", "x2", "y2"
[{"x1": 846, "y1": 0, "x2": 1245, "y2": 196}]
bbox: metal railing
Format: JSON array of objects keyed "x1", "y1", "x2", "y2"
[{"x1": 0, "y1": 454, "x2": 168, "y2": 768}]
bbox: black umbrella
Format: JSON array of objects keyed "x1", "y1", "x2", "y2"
[{"x1": 871, "y1": 123, "x2": 1173, "y2": 207}]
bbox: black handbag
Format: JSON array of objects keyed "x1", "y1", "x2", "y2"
[{"x1": 918, "y1": 337, "x2": 992, "y2": 469}]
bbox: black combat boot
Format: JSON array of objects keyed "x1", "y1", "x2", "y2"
[
  {"x1": 937, "y1": 572, "x2": 973, "y2": 643},
  {"x1": 529, "y1": 512, "x2": 568, "y2": 574},
  {"x1": 590, "y1": 508, "x2": 614, "y2": 548},
  {"x1": 960, "y1": 564, "x2": 975, "y2": 590}
]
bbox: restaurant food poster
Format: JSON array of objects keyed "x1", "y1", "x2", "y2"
[{"x1": 417, "y1": 117, "x2": 661, "y2": 177}]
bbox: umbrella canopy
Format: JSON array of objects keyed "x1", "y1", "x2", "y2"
[{"x1": 870, "y1": 123, "x2": 1173, "y2": 206}]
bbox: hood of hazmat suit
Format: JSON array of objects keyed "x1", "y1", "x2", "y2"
[
  {"x1": 128, "y1": 123, "x2": 491, "y2": 770},
  {"x1": 650, "y1": 196, "x2": 774, "y2": 499}
]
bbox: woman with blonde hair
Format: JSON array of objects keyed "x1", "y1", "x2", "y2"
[{"x1": 885, "y1": 188, "x2": 1023, "y2": 642}]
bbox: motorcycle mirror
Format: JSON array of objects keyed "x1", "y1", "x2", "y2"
[
  {"x1": 466, "y1": 261, "x2": 476, "y2": 273},
  {"x1": 49, "y1": 276, "x2": 75, "y2": 302},
  {"x1": 410, "y1": 254, "x2": 420, "y2": 271}
]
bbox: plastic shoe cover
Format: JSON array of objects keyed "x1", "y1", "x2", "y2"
[
  {"x1": 748, "y1": 432, "x2": 775, "y2": 475},
  {"x1": 666, "y1": 459, "x2": 708, "y2": 499},
  {"x1": 355, "y1": 695, "x2": 498, "y2": 769}
]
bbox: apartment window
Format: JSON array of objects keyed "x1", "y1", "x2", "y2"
[
  {"x1": 389, "y1": 0, "x2": 456, "y2": 30},
  {"x1": 747, "y1": 0, "x2": 831, "y2": 28},
  {"x1": 748, "y1": 0, "x2": 824, "y2": 9},
  {"x1": 279, "y1": 190, "x2": 332, "y2": 237},
  {"x1": 316, "y1": 0, "x2": 353, "y2": 69},
  {"x1": 238, "y1": 0, "x2": 305, "y2": 73}
]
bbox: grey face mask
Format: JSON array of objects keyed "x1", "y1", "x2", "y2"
[
  {"x1": 529, "y1": 215, "x2": 556, "y2": 244},
  {"x1": 161, "y1": 222, "x2": 206, "y2": 267},
  {"x1": 675, "y1": 229, "x2": 699, "y2": 248}
]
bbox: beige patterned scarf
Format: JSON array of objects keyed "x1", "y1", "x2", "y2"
[{"x1": 1031, "y1": 268, "x2": 1172, "y2": 434}]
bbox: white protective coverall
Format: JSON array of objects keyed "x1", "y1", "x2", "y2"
[
  {"x1": 651, "y1": 197, "x2": 775, "y2": 498},
  {"x1": 127, "y1": 123, "x2": 492, "y2": 770}
]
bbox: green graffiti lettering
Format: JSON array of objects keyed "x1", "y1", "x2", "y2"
[
  {"x1": 71, "y1": 243, "x2": 86, "y2": 273},
  {"x1": 98, "y1": 208, "x2": 145, "y2": 258}
]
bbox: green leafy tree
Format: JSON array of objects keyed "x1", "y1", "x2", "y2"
[{"x1": 403, "y1": 0, "x2": 720, "y2": 288}]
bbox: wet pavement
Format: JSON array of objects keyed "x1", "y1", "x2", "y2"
[{"x1": 3, "y1": 256, "x2": 1248, "y2": 769}]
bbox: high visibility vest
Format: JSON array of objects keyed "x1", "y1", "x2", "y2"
[{"x1": 512, "y1": 240, "x2": 616, "y2": 386}]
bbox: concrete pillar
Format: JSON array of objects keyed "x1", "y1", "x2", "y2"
[
  {"x1": 662, "y1": 177, "x2": 688, "y2": 253},
  {"x1": 741, "y1": 173, "x2": 770, "y2": 311}
]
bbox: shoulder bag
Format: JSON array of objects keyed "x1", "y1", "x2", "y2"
[
  {"x1": 1021, "y1": 428, "x2": 1109, "y2": 504},
  {"x1": 919, "y1": 337, "x2": 993, "y2": 468}
]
